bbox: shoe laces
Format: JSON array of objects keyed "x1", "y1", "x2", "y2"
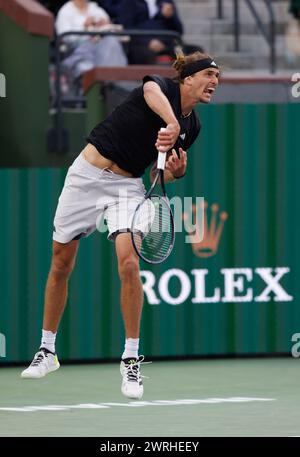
[
  {"x1": 31, "y1": 350, "x2": 47, "y2": 367},
  {"x1": 124, "y1": 355, "x2": 152, "y2": 382}
]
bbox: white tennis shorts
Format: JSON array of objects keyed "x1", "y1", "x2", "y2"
[{"x1": 53, "y1": 153, "x2": 145, "y2": 244}]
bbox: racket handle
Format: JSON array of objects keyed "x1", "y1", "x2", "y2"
[
  {"x1": 157, "y1": 127, "x2": 167, "y2": 170},
  {"x1": 157, "y1": 151, "x2": 166, "y2": 170}
]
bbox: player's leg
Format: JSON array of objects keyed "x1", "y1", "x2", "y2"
[
  {"x1": 116, "y1": 233, "x2": 143, "y2": 340},
  {"x1": 43, "y1": 239, "x2": 79, "y2": 332},
  {"x1": 115, "y1": 233, "x2": 144, "y2": 399},
  {"x1": 21, "y1": 240, "x2": 79, "y2": 379},
  {"x1": 21, "y1": 151, "x2": 107, "y2": 379}
]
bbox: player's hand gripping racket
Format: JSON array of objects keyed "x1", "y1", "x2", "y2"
[{"x1": 131, "y1": 128, "x2": 175, "y2": 264}]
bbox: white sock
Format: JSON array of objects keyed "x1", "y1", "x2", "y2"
[
  {"x1": 40, "y1": 329, "x2": 57, "y2": 354},
  {"x1": 122, "y1": 338, "x2": 139, "y2": 360}
]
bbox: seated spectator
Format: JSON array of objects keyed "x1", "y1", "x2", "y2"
[
  {"x1": 117, "y1": 0, "x2": 184, "y2": 64},
  {"x1": 97, "y1": 0, "x2": 123, "y2": 23},
  {"x1": 56, "y1": 0, "x2": 127, "y2": 82},
  {"x1": 285, "y1": 0, "x2": 300, "y2": 61}
]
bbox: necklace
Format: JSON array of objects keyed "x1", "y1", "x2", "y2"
[{"x1": 181, "y1": 111, "x2": 192, "y2": 118}]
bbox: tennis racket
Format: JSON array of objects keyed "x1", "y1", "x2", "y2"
[{"x1": 131, "y1": 128, "x2": 175, "y2": 264}]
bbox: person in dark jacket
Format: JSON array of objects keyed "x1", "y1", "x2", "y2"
[
  {"x1": 97, "y1": 0, "x2": 124, "y2": 22},
  {"x1": 117, "y1": 0, "x2": 184, "y2": 64},
  {"x1": 289, "y1": 0, "x2": 300, "y2": 18}
]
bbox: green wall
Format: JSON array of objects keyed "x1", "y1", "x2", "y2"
[
  {"x1": 0, "y1": 12, "x2": 85, "y2": 166},
  {"x1": 0, "y1": 13, "x2": 50, "y2": 165},
  {"x1": 0, "y1": 103, "x2": 299, "y2": 363}
]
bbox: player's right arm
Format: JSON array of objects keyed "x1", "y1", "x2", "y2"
[{"x1": 143, "y1": 81, "x2": 180, "y2": 152}]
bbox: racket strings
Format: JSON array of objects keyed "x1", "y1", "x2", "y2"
[{"x1": 132, "y1": 196, "x2": 174, "y2": 263}]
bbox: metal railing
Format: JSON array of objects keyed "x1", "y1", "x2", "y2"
[
  {"x1": 216, "y1": 0, "x2": 276, "y2": 73},
  {"x1": 50, "y1": 29, "x2": 182, "y2": 153}
]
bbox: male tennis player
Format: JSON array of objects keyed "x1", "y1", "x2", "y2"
[{"x1": 21, "y1": 51, "x2": 219, "y2": 399}]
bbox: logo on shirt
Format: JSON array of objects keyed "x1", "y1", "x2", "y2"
[{"x1": 180, "y1": 133, "x2": 186, "y2": 141}]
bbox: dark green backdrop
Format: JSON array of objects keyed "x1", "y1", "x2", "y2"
[{"x1": 0, "y1": 103, "x2": 299, "y2": 363}]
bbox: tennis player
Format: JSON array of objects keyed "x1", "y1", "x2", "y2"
[{"x1": 21, "y1": 51, "x2": 219, "y2": 399}]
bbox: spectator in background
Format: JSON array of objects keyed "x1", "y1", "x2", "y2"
[
  {"x1": 117, "y1": 0, "x2": 184, "y2": 64},
  {"x1": 285, "y1": 0, "x2": 300, "y2": 61},
  {"x1": 38, "y1": 0, "x2": 66, "y2": 16},
  {"x1": 97, "y1": 0, "x2": 123, "y2": 22},
  {"x1": 56, "y1": 0, "x2": 127, "y2": 82},
  {"x1": 289, "y1": 0, "x2": 300, "y2": 18}
]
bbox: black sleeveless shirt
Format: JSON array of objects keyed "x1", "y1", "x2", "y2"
[{"x1": 86, "y1": 75, "x2": 201, "y2": 177}]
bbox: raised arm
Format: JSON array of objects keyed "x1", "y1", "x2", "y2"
[{"x1": 143, "y1": 81, "x2": 180, "y2": 152}]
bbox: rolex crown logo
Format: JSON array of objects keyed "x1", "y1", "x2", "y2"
[{"x1": 184, "y1": 200, "x2": 228, "y2": 258}]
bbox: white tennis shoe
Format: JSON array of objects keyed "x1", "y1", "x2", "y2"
[
  {"x1": 21, "y1": 348, "x2": 60, "y2": 379},
  {"x1": 120, "y1": 356, "x2": 145, "y2": 400}
]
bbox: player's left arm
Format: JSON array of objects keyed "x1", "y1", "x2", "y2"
[
  {"x1": 165, "y1": 147, "x2": 187, "y2": 181},
  {"x1": 150, "y1": 163, "x2": 176, "y2": 183},
  {"x1": 150, "y1": 147, "x2": 187, "y2": 183}
]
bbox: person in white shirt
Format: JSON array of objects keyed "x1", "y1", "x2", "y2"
[{"x1": 56, "y1": 0, "x2": 127, "y2": 80}]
